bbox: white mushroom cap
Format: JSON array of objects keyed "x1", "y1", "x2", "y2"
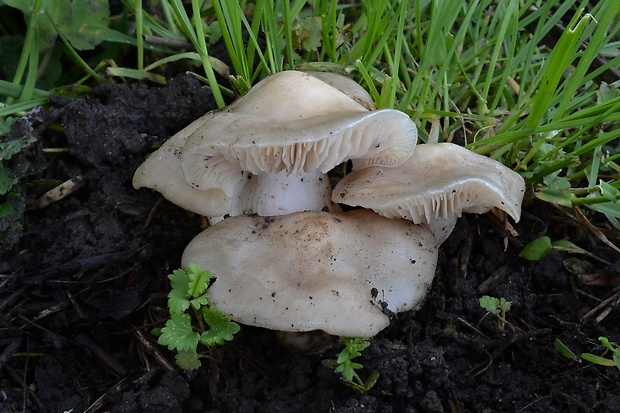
[
  {"x1": 181, "y1": 209, "x2": 438, "y2": 338},
  {"x1": 133, "y1": 70, "x2": 417, "y2": 219},
  {"x1": 131, "y1": 119, "x2": 240, "y2": 217},
  {"x1": 306, "y1": 71, "x2": 376, "y2": 110},
  {"x1": 332, "y1": 142, "x2": 526, "y2": 244},
  {"x1": 178, "y1": 71, "x2": 417, "y2": 217}
]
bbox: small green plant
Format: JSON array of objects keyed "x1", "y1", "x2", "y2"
[
  {"x1": 156, "y1": 262, "x2": 240, "y2": 370},
  {"x1": 581, "y1": 337, "x2": 620, "y2": 370},
  {"x1": 519, "y1": 236, "x2": 613, "y2": 264},
  {"x1": 479, "y1": 295, "x2": 512, "y2": 331},
  {"x1": 322, "y1": 337, "x2": 379, "y2": 394},
  {"x1": 555, "y1": 337, "x2": 620, "y2": 371},
  {"x1": 1, "y1": 117, "x2": 36, "y2": 211}
]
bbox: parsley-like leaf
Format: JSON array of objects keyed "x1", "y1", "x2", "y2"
[
  {"x1": 200, "y1": 307, "x2": 241, "y2": 346},
  {"x1": 322, "y1": 337, "x2": 378, "y2": 393},
  {"x1": 175, "y1": 349, "x2": 202, "y2": 371},
  {"x1": 156, "y1": 263, "x2": 240, "y2": 370},
  {"x1": 186, "y1": 262, "x2": 212, "y2": 298},
  {"x1": 158, "y1": 313, "x2": 200, "y2": 351},
  {"x1": 167, "y1": 268, "x2": 191, "y2": 315}
]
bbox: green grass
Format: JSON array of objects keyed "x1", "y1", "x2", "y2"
[{"x1": 1, "y1": 0, "x2": 619, "y2": 229}]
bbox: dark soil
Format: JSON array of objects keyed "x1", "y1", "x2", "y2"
[{"x1": 1, "y1": 74, "x2": 619, "y2": 413}]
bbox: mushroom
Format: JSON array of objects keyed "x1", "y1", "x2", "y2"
[
  {"x1": 181, "y1": 209, "x2": 438, "y2": 339},
  {"x1": 332, "y1": 142, "x2": 526, "y2": 244},
  {"x1": 133, "y1": 70, "x2": 418, "y2": 221},
  {"x1": 132, "y1": 125, "x2": 233, "y2": 217},
  {"x1": 180, "y1": 71, "x2": 418, "y2": 219}
]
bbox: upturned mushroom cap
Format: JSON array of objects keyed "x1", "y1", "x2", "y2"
[
  {"x1": 180, "y1": 70, "x2": 417, "y2": 188},
  {"x1": 332, "y1": 142, "x2": 526, "y2": 243},
  {"x1": 181, "y1": 209, "x2": 438, "y2": 338}
]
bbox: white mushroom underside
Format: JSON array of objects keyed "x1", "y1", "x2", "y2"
[
  {"x1": 181, "y1": 210, "x2": 438, "y2": 338},
  {"x1": 367, "y1": 181, "x2": 511, "y2": 222},
  {"x1": 334, "y1": 142, "x2": 525, "y2": 224},
  {"x1": 181, "y1": 109, "x2": 417, "y2": 180}
]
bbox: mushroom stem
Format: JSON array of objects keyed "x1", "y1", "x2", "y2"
[{"x1": 232, "y1": 169, "x2": 341, "y2": 217}]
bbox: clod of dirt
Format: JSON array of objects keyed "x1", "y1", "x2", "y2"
[{"x1": 60, "y1": 74, "x2": 215, "y2": 166}]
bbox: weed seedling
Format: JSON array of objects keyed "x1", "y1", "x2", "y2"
[
  {"x1": 479, "y1": 295, "x2": 512, "y2": 331},
  {"x1": 555, "y1": 337, "x2": 620, "y2": 371},
  {"x1": 155, "y1": 262, "x2": 240, "y2": 370},
  {"x1": 581, "y1": 337, "x2": 620, "y2": 370},
  {"x1": 322, "y1": 337, "x2": 379, "y2": 394}
]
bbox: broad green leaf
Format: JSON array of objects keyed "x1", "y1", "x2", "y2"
[
  {"x1": 613, "y1": 352, "x2": 620, "y2": 370},
  {"x1": 168, "y1": 268, "x2": 191, "y2": 295},
  {"x1": 293, "y1": 16, "x2": 322, "y2": 52},
  {"x1": 580, "y1": 337, "x2": 620, "y2": 370},
  {"x1": 0, "y1": 168, "x2": 17, "y2": 194},
  {"x1": 5, "y1": 0, "x2": 110, "y2": 51},
  {"x1": 75, "y1": 23, "x2": 134, "y2": 46},
  {"x1": 599, "y1": 337, "x2": 615, "y2": 352},
  {"x1": 48, "y1": 0, "x2": 110, "y2": 51},
  {"x1": 519, "y1": 236, "x2": 553, "y2": 261},
  {"x1": 167, "y1": 287, "x2": 190, "y2": 315},
  {"x1": 479, "y1": 295, "x2": 500, "y2": 315},
  {"x1": 588, "y1": 201, "x2": 620, "y2": 218},
  {"x1": 175, "y1": 349, "x2": 202, "y2": 370},
  {"x1": 158, "y1": 313, "x2": 200, "y2": 351},
  {"x1": 200, "y1": 307, "x2": 240, "y2": 346},
  {"x1": 0, "y1": 117, "x2": 16, "y2": 136},
  {"x1": 597, "y1": 82, "x2": 620, "y2": 104}
]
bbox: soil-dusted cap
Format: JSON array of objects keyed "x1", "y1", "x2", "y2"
[
  {"x1": 181, "y1": 209, "x2": 438, "y2": 338},
  {"x1": 179, "y1": 70, "x2": 417, "y2": 186},
  {"x1": 333, "y1": 142, "x2": 526, "y2": 243}
]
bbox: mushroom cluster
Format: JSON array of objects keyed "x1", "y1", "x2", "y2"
[{"x1": 134, "y1": 70, "x2": 525, "y2": 341}]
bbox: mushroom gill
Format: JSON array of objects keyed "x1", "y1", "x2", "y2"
[{"x1": 333, "y1": 142, "x2": 526, "y2": 244}]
